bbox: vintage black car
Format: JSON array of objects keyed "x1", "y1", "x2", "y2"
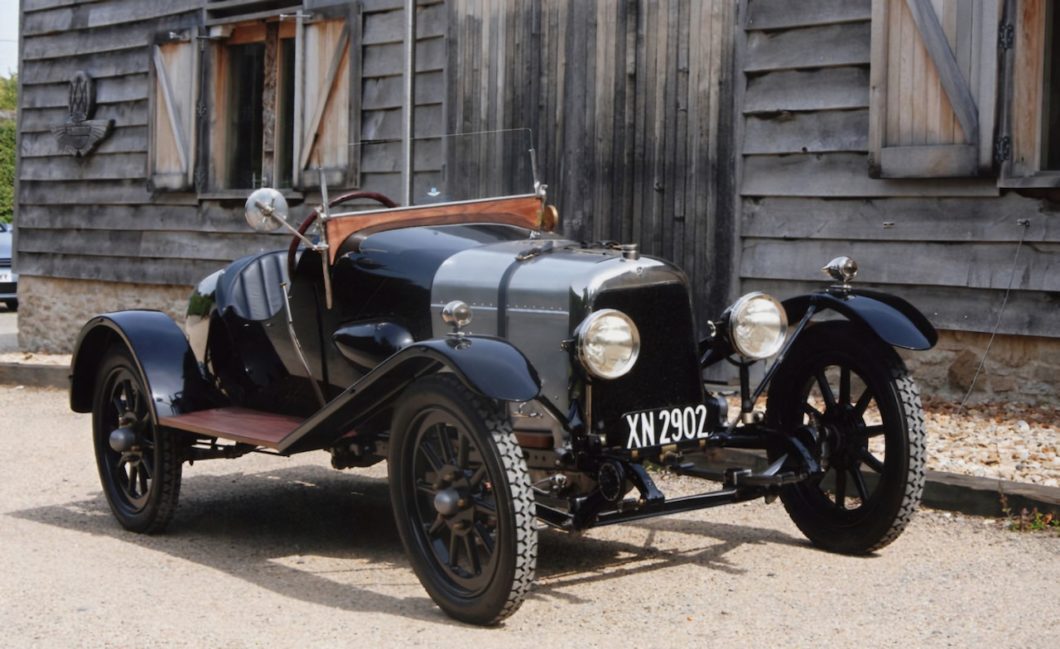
[{"x1": 70, "y1": 135, "x2": 936, "y2": 625}]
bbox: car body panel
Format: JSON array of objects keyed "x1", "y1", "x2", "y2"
[
  {"x1": 69, "y1": 311, "x2": 212, "y2": 421},
  {"x1": 782, "y1": 289, "x2": 938, "y2": 351}
]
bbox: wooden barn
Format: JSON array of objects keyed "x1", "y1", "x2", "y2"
[{"x1": 11, "y1": 0, "x2": 1060, "y2": 399}]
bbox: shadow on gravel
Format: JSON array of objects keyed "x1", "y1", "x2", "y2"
[
  {"x1": 11, "y1": 464, "x2": 804, "y2": 618},
  {"x1": 10, "y1": 465, "x2": 449, "y2": 623},
  {"x1": 533, "y1": 513, "x2": 804, "y2": 603}
]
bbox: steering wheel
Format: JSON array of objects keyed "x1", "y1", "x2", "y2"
[{"x1": 287, "y1": 191, "x2": 398, "y2": 277}]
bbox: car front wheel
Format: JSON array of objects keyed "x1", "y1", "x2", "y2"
[
  {"x1": 388, "y1": 375, "x2": 537, "y2": 625},
  {"x1": 766, "y1": 321, "x2": 926, "y2": 554}
]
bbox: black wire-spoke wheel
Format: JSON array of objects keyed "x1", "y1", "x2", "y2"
[
  {"x1": 92, "y1": 347, "x2": 183, "y2": 533},
  {"x1": 389, "y1": 375, "x2": 536, "y2": 626},
  {"x1": 767, "y1": 321, "x2": 925, "y2": 554}
]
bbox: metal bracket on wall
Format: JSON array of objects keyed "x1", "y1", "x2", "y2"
[
  {"x1": 998, "y1": 22, "x2": 1015, "y2": 50},
  {"x1": 994, "y1": 135, "x2": 1012, "y2": 164}
]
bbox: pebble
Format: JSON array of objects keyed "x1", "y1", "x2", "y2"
[{"x1": 923, "y1": 396, "x2": 1060, "y2": 487}]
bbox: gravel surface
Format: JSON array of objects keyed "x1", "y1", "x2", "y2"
[
  {"x1": 1, "y1": 386, "x2": 1057, "y2": 648},
  {"x1": 923, "y1": 397, "x2": 1060, "y2": 488}
]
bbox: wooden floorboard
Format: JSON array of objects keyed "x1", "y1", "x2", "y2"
[{"x1": 159, "y1": 407, "x2": 304, "y2": 449}]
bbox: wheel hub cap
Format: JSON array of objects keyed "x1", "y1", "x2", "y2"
[
  {"x1": 108, "y1": 426, "x2": 137, "y2": 453},
  {"x1": 434, "y1": 488, "x2": 461, "y2": 516}
]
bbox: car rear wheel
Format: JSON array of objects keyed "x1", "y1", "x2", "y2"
[
  {"x1": 92, "y1": 347, "x2": 183, "y2": 533},
  {"x1": 388, "y1": 375, "x2": 537, "y2": 625},
  {"x1": 766, "y1": 321, "x2": 925, "y2": 554}
]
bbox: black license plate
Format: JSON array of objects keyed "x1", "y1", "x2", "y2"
[{"x1": 622, "y1": 405, "x2": 711, "y2": 449}]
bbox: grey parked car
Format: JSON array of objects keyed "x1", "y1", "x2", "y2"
[{"x1": 0, "y1": 222, "x2": 16, "y2": 311}]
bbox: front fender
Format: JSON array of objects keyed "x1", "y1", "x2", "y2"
[
  {"x1": 70, "y1": 311, "x2": 210, "y2": 421},
  {"x1": 783, "y1": 289, "x2": 938, "y2": 350},
  {"x1": 278, "y1": 335, "x2": 541, "y2": 454}
]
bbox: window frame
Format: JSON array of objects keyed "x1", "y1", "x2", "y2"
[
  {"x1": 197, "y1": 2, "x2": 360, "y2": 198},
  {"x1": 999, "y1": 0, "x2": 1060, "y2": 187}
]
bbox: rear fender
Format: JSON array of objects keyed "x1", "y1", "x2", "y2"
[
  {"x1": 70, "y1": 311, "x2": 212, "y2": 421},
  {"x1": 278, "y1": 335, "x2": 541, "y2": 454},
  {"x1": 782, "y1": 289, "x2": 938, "y2": 351}
]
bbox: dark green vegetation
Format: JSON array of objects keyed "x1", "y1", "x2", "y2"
[{"x1": 0, "y1": 74, "x2": 15, "y2": 224}]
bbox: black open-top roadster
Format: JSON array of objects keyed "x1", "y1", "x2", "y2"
[{"x1": 71, "y1": 135, "x2": 936, "y2": 625}]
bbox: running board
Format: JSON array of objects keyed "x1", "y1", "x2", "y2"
[{"x1": 159, "y1": 407, "x2": 303, "y2": 450}]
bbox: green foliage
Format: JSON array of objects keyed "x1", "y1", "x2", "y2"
[
  {"x1": 0, "y1": 119, "x2": 13, "y2": 224},
  {"x1": 0, "y1": 74, "x2": 15, "y2": 111},
  {"x1": 999, "y1": 494, "x2": 1060, "y2": 534},
  {"x1": 0, "y1": 73, "x2": 15, "y2": 224}
]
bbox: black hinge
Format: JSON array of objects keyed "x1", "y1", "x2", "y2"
[
  {"x1": 995, "y1": 135, "x2": 1012, "y2": 164},
  {"x1": 999, "y1": 23, "x2": 1015, "y2": 50}
]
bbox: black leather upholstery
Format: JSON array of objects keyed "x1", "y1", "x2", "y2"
[{"x1": 215, "y1": 250, "x2": 289, "y2": 322}]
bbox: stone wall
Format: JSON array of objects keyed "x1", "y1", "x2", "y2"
[
  {"x1": 901, "y1": 330, "x2": 1060, "y2": 405},
  {"x1": 17, "y1": 276, "x2": 192, "y2": 353}
]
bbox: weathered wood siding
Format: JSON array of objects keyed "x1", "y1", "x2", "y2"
[
  {"x1": 737, "y1": 0, "x2": 1060, "y2": 338},
  {"x1": 445, "y1": 0, "x2": 737, "y2": 322},
  {"x1": 17, "y1": 0, "x2": 447, "y2": 287}
]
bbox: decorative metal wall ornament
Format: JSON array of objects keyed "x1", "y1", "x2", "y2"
[{"x1": 52, "y1": 71, "x2": 114, "y2": 157}]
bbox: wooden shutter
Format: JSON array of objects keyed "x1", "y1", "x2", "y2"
[
  {"x1": 295, "y1": 14, "x2": 357, "y2": 189},
  {"x1": 868, "y1": 0, "x2": 1001, "y2": 178},
  {"x1": 148, "y1": 30, "x2": 199, "y2": 191}
]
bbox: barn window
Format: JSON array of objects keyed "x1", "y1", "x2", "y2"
[
  {"x1": 215, "y1": 23, "x2": 297, "y2": 189},
  {"x1": 1002, "y1": 0, "x2": 1060, "y2": 184},
  {"x1": 199, "y1": 5, "x2": 358, "y2": 193},
  {"x1": 867, "y1": 0, "x2": 1000, "y2": 179}
]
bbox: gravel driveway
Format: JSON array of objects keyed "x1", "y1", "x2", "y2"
[{"x1": 1, "y1": 386, "x2": 1057, "y2": 648}]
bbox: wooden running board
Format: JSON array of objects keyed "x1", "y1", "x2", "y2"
[{"x1": 159, "y1": 407, "x2": 303, "y2": 450}]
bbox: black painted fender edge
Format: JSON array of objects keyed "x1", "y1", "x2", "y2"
[
  {"x1": 782, "y1": 289, "x2": 938, "y2": 351},
  {"x1": 69, "y1": 310, "x2": 210, "y2": 422},
  {"x1": 278, "y1": 335, "x2": 541, "y2": 454}
]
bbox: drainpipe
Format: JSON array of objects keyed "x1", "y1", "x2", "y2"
[{"x1": 402, "y1": 0, "x2": 416, "y2": 205}]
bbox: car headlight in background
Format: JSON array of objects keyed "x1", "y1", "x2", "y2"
[
  {"x1": 575, "y1": 309, "x2": 640, "y2": 379},
  {"x1": 727, "y1": 292, "x2": 788, "y2": 359}
]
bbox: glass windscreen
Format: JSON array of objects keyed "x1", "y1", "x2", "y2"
[{"x1": 350, "y1": 129, "x2": 537, "y2": 206}]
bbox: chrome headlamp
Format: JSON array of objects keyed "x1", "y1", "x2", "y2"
[
  {"x1": 575, "y1": 309, "x2": 641, "y2": 380},
  {"x1": 727, "y1": 292, "x2": 788, "y2": 360}
]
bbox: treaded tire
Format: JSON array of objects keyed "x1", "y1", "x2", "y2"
[
  {"x1": 92, "y1": 346, "x2": 183, "y2": 534},
  {"x1": 766, "y1": 321, "x2": 925, "y2": 554},
  {"x1": 388, "y1": 375, "x2": 537, "y2": 625}
]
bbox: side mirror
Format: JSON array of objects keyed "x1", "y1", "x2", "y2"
[{"x1": 244, "y1": 188, "x2": 289, "y2": 233}]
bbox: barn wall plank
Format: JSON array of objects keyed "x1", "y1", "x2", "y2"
[
  {"x1": 745, "y1": 0, "x2": 872, "y2": 30},
  {"x1": 22, "y1": 14, "x2": 198, "y2": 60},
  {"x1": 15, "y1": 253, "x2": 229, "y2": 287},
  {"x1": 744, "y1": 67, "x2": 870, "y2": 114},
  {"x1": 22, "y1": 0, "x2": 201, "y2": 37},
  {"x1": 19, "y1": 153, "x2": 147, "y2": 181},
  {"x1": 740, "y1": 238, "x2": 1060, "y2": 292},
  {"x1": 745, "y1": 22, "x2": 870, "y2": 72},
  {"x1": 20, "y1": 102, "x2": 148, "y2": 133},
  {"x1": 742, "y1": 195, "x2": 1060, "y2": 243},
  {"x1": 743, "y1": 110, "x2": 869, "y2": 154},
  {"x1": 742, "y1": 153, "x2": 1000, "y2": 197},
  {"x1": 20, "y1": 126, "x2": 148, "y2": 158}
]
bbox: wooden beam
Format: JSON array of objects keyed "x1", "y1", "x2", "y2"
[
  {"x1": 879, "y1": 143, "x2": 978, "y2": 177},
  {"x1": 904, "y1": 0, "x2": 979, "y2": 144},
  {"x1": 868, "y1": 0, "x2": 889, "y2": 176}
]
